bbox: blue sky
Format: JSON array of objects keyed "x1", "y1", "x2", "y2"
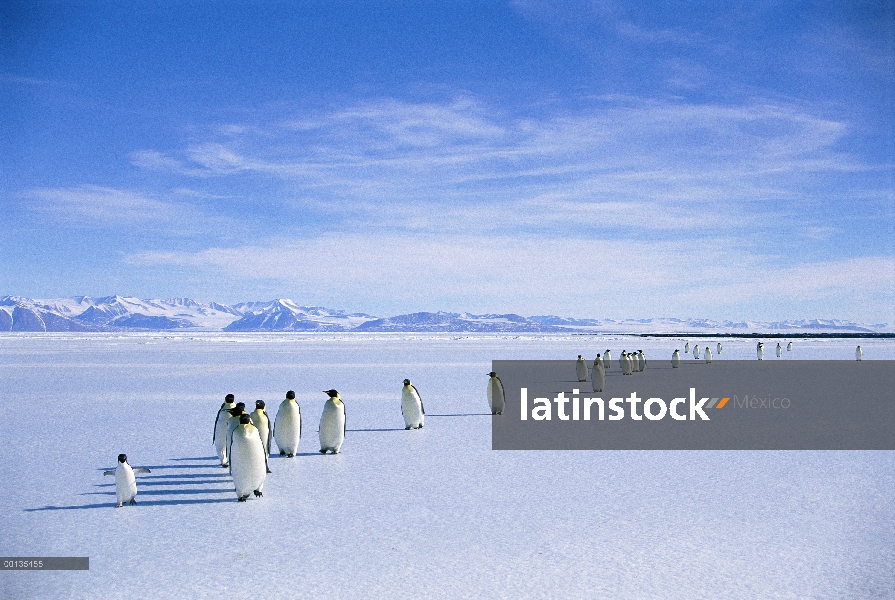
[{"x1": 2, "y1": 1, "x2": 893, "y2": 321}]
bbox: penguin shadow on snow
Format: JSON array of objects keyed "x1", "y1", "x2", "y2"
[
  {"x1": 25, "y1": 498, "x2": 234, "y2": 511},
  {"x1": 346, "y1": 427, "x2": 407, "y2": 432}
]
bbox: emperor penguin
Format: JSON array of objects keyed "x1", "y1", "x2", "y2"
[
  {"x1": 621, "y1": 351, "x2": 633, "y2": 375},
  {"x1": 684, "y1": 342, "x2": 690, "y2": 354},
  {"x1": 229, "y1": 414, "x2": 267, "y2": 502},
  {"x1": 319, "y1": 389, "x2": 346, "y2": 454},
  {"x1": 856, "y1": 345, "x2": 863, "y2": 361},
  {"x1": 273, "y1": 391, "x2": 302, "y2": 458},
  {"x1": 225, "y1": 403, "x2": 251, "y2": 463},
  {"x1": 250, "y1": 400, "x2": 273, "y2": 472},
  {"x1": 776, "y1": 342, "x2": 782, "y2": 357},
  {"x1": 637, "y1": 350, "x2": 645, "y2": 372},
  {"x1": 575, "y1": 355, "x2": 588, "y2": 382},
  {"x1": 705, "y1": 346, "x2": 712, "y2": 363},
  {"x1": 487, "y1": 372, "x2": 506, "y2": 415},
  {"x1": 592, "y1": 356, "x2": 605, "y2": 393},
  {"x1": 103, "y1": 454, "x2": 150, "y2": 508},
  {"x1": 672, "y1": 349, "x2": 681, "y2": 368},
  {"x1": 717, "y1": 342, "x2": 722, "y2": 355},
  {"x1": 757, "y1": 342, "x2": 764, "y2": 360},
  {"x1": 603, "y1": 350, "x2": 611, "y2": 369},
  {"x1": 787, "y1": 341, "x2": 793, "y2": 352},
  {"x1": 213, "y1": 394, "x2": 236, "y2": 467},
  {"x1": 693, "y1": 345, "x2": 700, "y2": 360},
  {"x1": 401, "y1": 379, "x2": 425, "y2": 429}
]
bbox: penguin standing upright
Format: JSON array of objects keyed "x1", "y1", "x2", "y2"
[
  {"x1": 693, "y1": 345, "x2": 700, "y2": 360},
  {"x1": 717, "y1": 342, "x2": 722, "y2": 355},
  {"x1": 776, "y1": 342, "x2": 782, "y2": 357},
  {"x1": 684, "y1": 342, "x2": 690, "y2": 354},
  {"x1": 487, "y1": 372, "x2": 505, "y2": 415},
  {"x1": 592, "y1": 356, "x2": 605, "y2": 393},
  {"x1": 705, "y1": 347, "x2": 712, "y2": 363},
  {"x1": 213, "y1": 394, "x2": 236, "y2": 467},
  {"x1": 401, "y1": 379, "x2": 425, "y2": 429},
  {"x1": 787, "y1": 341, "x2": 793, "y2": 352},
  {"x1": 575, "y1": 355, "x2": 588, "y2": 382},
  {"x1": 273, "y1": 391, "x2": 302, "y2": 458},
  {"x1": 319, "y1": 390, "x2": 346, "y2": 454},
  {"x1": 637, "y1": 350, "x2": 645, "y2": 372},
  {"x1": 757, "y1": 342, "x2": 764, "y2": 360},
  {"x1": 621, "y1": 351, "x2": 633, "y2": 375},
  {"x1": 103, "y1": 454, "x2": 150, "y2": 508},
  {"x1": 229, "y1": 414, "x2": 267, "y2": 502},
  {"x1": 856, "y1": 345, "x2": 863, "y2": 361},
  {"x1": 225, "y1": 403, "x2": 250, "y2": 464},
  {"x1": 603, "y1": 350, "x2": 611, "y2": 369},
  {"x1": 672, "y1": 349, "x2": 681, "y2": 368},
  {"x1": 250, "y1": 400, "x2": 273, "y2": 473}
]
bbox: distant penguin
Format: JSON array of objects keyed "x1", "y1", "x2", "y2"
[
  {"x1": 717, "y1": 342, "x2": 722, "y2": 354},
  {"x1": 637, "y1": 350, "x2": 645, "y2": 372},
  {"x1": 487, "y1": 372, "x2": 505, "y2": 415},
  {"x1": 576, "y1": 355, "x2": 588, "y2": 382},
  {"x1": 776, "y1": 342, "x2": 782, "y2": 357},
  {"x1": 103, "y1": 454, "x2": 150, "y2": 508},
  {"x1": 693, "y1": 345, "x2": 700, "y2": 360},
  {"x1": 319, "y1": 390, "x2": 346, "y2": 454},
  {"x1": 273, "y1": 391, "x2": 301, "y2": 458},
  {"x1": 787, "y1": 341, "x2": 793, "y2": 352},
  {"x1": 621, "y1": 351, "x2": 633, "y2": 375},
  {"x1": 705, "y1": 347, "x2": 712, "y2": 363},
  {"x1": 592, "y1": 356, "x2": 605, "y2": 393},
  {"x1": 856, "y1": 345, "x2": 863, "y2": 361},
  {"x1": 213, "y1": 394, "x2": 236, "y2": 467},
  {"x1": 401, "y1": 379, "x2": 425, "y2": 429},
  {"x1": 757, "y1": 342, "x2": 764, "y2": 360},
  {"x1": 672, "y1": 349, "x2": 681, "y2": 368},
  {"x1": 603, "y1": 350, "x2": 611, "y2": 369},
  {"x1": 229, "y1": 414, "x2": 267, "y2": 502},
  {"x1": 684, "y1": 342, "x2": 690, "y2": 354}
]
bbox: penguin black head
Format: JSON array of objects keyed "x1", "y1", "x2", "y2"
[
  {"x1": 255, "y1": 400, "x2": 265, "y2": 410},
  {"x1": 323, "y1": 389, "x2": 339, "y2": 397},
  {"x1": 229, "y1": 407, "x2": 243, "y2": 416},
  {"x1": 403, "y1": 379, "x2": 411, "y2": 386},
  {"x1": 487, "y1": 371, "x2": 497, "y2": 377},
  {"x1": 286, "y1": 390, "x2": 295, "y2": 399},
  {"x1": 235, "y1": 402, "x2": 245, "y2": 411},
  {"x1": 239, "y1": 414, "x2": 251, "y2": 425},
  {"x1": 117, "y1": 454, "x2": 127, "y2": 464},
  {"x1": 225, "y1": 393, "x2": 235, "y2": 402}
]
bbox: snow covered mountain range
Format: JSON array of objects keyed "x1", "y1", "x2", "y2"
[{"x1": 0, "y1": 295, "x2": 889, "y2": 333}]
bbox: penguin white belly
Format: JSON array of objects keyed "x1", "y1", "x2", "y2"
[
  {"x1": 621, "y1": 355, "x2": 632, "y2": 375},
  {"x1": 274, "y1": 401, "x2": 302, "y2": 455},
  {"x1": 591, "y1": 363, "x2": 604, "y2": 393},
  {"x1": 777, "y1": 343, "x2": 782, "y2": 357},
  {"x1": 705, "y1": 348, "x2": 712, "y2": 363},
  {"x1": 684, "y1": 342, "x2": 690, "y2": 353},
  {"x1": 575, "y1": 359, "x2": 588, "y2": 382},
  {"x1": 214, "y1": 409, "x2": 231, "y2": 464},
  {"x1": 637, "y1": 353, "x2": 645, "y2": 371},
  {"x1": 250, "y1": 410, "x2": 271, "y2": 456},
  {"x1": 603, "y1": 351, "x2": 611, "y2": 368},
  {"x1": 319, "y1": 400, "x2": 346, "y2": 453},
  {"x1": 230, "y1": 426, "x2": 267, "y2": 500},
  {"x1": 402, "y1": 388, "x2": 424, "y2": 429},
  {"x1": 115, "y1": 464, "x2": 138, "y2": 505},
  {"x1": 672, "y1": 351, "x2": 680, "y2": 368},
  {"x1": 488, "y1": 377, "x2": 505, "y2": 415}
]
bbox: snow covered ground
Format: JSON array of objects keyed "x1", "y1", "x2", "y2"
[{"x1": 1, "y1": 333, "x2": 893, "y2": 599}]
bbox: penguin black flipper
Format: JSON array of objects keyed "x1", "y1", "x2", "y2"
[
  {"x1": 133, "y1": 468, "x2": 151, "y2": 474},
  {"x1": 412, "y1": 385, "x2": 425, "y2": 414},
  {"x1": 103, "y1": 470, "x2": 114, "y2": 476}
]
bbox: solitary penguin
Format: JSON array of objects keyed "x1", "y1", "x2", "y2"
[
  {"x1": 684, "y1": 342, "x2": 690, "y2": 354},
  {"x1": 229, "y1": 414, "x2": 267, "y2": 502},
  {"x1": 103, "y1": 454, "x2": 150, "y2": 508},
  {"x1": 592, "y1": 356, "x2": 605, "y2": 393},
  {"x1": 401, "y1": 379, "x2": 425, "y2": 429},
  {"x1": 717, "y1": 342, "x2": 722, "y2": 355},
  {"x1": 319, "y1": 390, "x2": 346, "y2": 454},
  {"x1": 705, "y1": 347, "x2": 712, "y2": 363},
  {"x1": 487, "y1": 372, "x2": 505, "y2": 415},
  {"x1": 693, "y1": 345, "x2": 700, "y2": 360},
  {"x1": 213, "y1": 394, "x2": 236, "y2": 467},
  {"x1": 637, "y1": 350, "x2": 645, "y2": 372},
  {"x1": 576, "y1": 355, "x2": 588, "y2": 382},
  {"x1": 757, "y1": 342, "x2": 764, "y2": 360},
  {"x1": 672, "y1": 349, "x2": 681, "y2": 368},
  {"x1": 273, "y1": 391, "x2": 302, "y2": 458},
  {"x1": 856, "y1": 345, "x2": 863, "y2": 361},
  {"x1": 603, "y1": 350, "x2": 611, "y2": 369},
  {"x1": 776, "y1": 342, "x2": 782, "y2": 358},
  {"x1": 787, "y1": 341, "x2": 793, "y2": 352},
  {"x1": 250, "y1": 400, "x2": 273, "y2": 472}
]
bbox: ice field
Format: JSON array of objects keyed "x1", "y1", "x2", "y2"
[{"x1": 1, "y1": 333, "x2": 893, "y2": 599}]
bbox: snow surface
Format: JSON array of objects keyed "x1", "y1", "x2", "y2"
[{"x1": 1, "y1": 333, "x2": 893, "y2": 599}]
